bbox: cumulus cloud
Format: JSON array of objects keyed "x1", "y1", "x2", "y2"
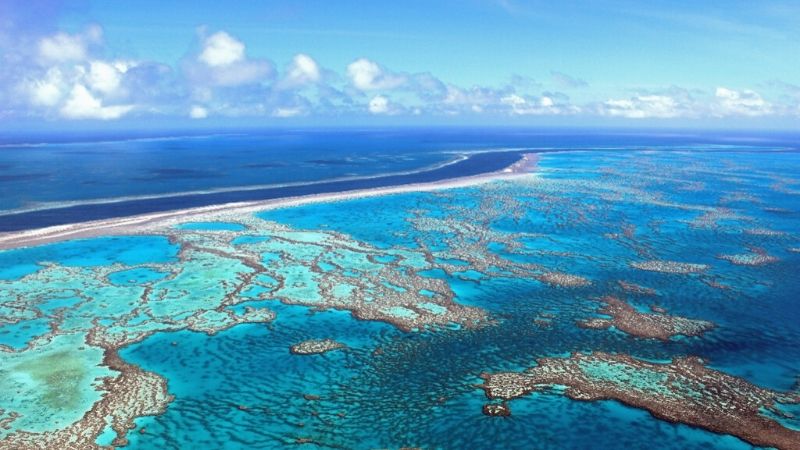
[
  {"x1": 60, "y1": 84, "x2": 133, "y2": 119},
  {"x1": 187, "y1": 30, "x2": 272, "y2": 87},
  {"x1": 347, "y1": 58, "x2": 406, "y2": 90},
  {"x1": 198, "y1": 31, "x2": 244, "y2": 67},
  {"x1": 37, "y1": 25, "x2": 102, "y2": 64},
  {"x1": 87, "y1": 60, "x2": 135, "y2": 96},
  {"x1": 596, "y1": 87, "x2": 784, "y2": 119},
  {"x1": 501, "y1": 93, "x2": 578, "y2": 115},
  {"x1": 713, "y1": 87, "x2": 772, "y2": 117},
  {"x1": 278, "y1": 53, "x2": 321, "y2": 89},
  {"x1": 189, "y1": 105, "x2": 208, "y2": 118},
  {"x1": 439, "y1": 85, "x2": 510, "y2": 113},
  {"x1": 408, "y1": 72, "x2": 448, "y2": 100},
  {"x1": 16, "y1": 26, "x2": 142, "y2": 120},
  {"x1": 599, "y1": 94, "x2": 684, "y2": 119},
  {"x1": 367, "y1": 95, "x2": 406, "y2": 115},
  {"x1": 272, "y1": 106, "x2": 306, "y2": 117},
  {"x1": 212, "y1": 62, "x2": 271, "y2": 86},
  {"x1": 368, "y1": 95, "x2": 390, "y2": 114},
  {"x1": 422, "y1": 81, "x2": 578, "y2": 117},
  {"x1": 25, "y1": 59, "x2": 135, "y2": 106},
  {"x1": 26, "y1": 67, "x2": 64, "y2": 106},
  {"x1": 120, "y1": 62, "x2": 184, "y2": 110},
  {"x1": 1, "y1": 11, "x2": 795, "y2": 123},
  {"x1": 38, "y1": 33, "x2": 87, "y2": 63}
]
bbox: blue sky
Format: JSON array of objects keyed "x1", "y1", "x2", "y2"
[{"x1": 1, "y1": 0, "x2": 799, "y2": 129}]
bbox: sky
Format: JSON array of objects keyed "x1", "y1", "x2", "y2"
[{"x1": 1, "y1": 0, "x2": 799, "y2": 130}]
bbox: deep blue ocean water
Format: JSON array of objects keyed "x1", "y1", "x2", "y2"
[
  {"x1": 1, "y1": 129, "x2": 799, "y2": 449},
  {"x1": 1, "y1": 128, "x2": 797, "y2": 230}
]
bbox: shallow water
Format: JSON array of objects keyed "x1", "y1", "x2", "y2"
[{"x1": 1, "y1": 144, "x2": 799, "y2": 449}]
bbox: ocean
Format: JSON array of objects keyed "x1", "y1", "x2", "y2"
[
  {"x1": 0, "y1": 129, "x2": 799, "y2": 449},
  {"x1": 1, "y1": 128, "x2": 796, "y2": 230}
]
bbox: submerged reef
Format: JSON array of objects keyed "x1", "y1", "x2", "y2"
[
  {"x1": 481, "y1": 403, "x2": 511, "y2": 417},
  {"x1": 2, "y1": 183, "x2": 570, "y2": 446},
  {"x1": 290, "y1": 339, "x2": 346, "y2": 355},
  {"x1": 535, "y1": 271, "x2": 591, "y2": 287},
  {"x1": 687, "y1": 207, "x2": 753, "y2": 229},
  {"x1": 479, "y1": 352, "x2": 800, "y2": 450},
  {"x1": 617, "y1": 281, "x2": 657, "y2": 296},
  {"x1": 577, "y1": 296, "x2": 715, "y2": 340},
  {"x1": 2, "y1": 346, "x2": 171, "y2": 449},
  {"x1": 0, "y1": 211, "x2": 496, "y2": 446},
  {"x1": 719, "y1": 247, "x2": 779, "y2": 266},
  {"x1": 631, "y1": 260, "x2": 709, "y2": 274},
  {"x1": 745, "y1": 228, "x2": 787, "y2": 237}
]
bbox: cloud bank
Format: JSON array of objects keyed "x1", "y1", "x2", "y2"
[{"x1": 1, "y1": 19, "x2": 798, "y2": 124}]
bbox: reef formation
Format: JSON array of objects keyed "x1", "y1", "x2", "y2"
[
  {"x1": 479, "y1": 352, "x2": 800, "y2": 450},
  {"x1": 577, "y1": 296, "x2": 715, "y2": 341},
  {"x1": 290, "y1": 339, "x2": 346, "y2": 355},
  {"x1": 0, "y1": 148, "x2": 798, "y2": 448}
]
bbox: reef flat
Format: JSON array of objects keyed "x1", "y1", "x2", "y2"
[
  {"x1": 290, "y1": 339, "x2": 346, "y2": 355},
  {"x1": 0, "y1": 158, "x2": 555, "y2": 447},
  {"x1": 577, "y1": 296, "x2": 715, "y2": 340},
  {"x1": 479, "y1": 352, "x2": 800, "y2": 449},
  {"x1": 1, "y1": 148, "x2": 799, "y2": 449},
  {"x1": 719, "y1": 247, "x2": 780, "y2": 266},
  {"x1": 631, "y1": 260, "x2": 709, "y2": 274}
]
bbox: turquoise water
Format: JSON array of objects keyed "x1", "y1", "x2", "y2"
[
  {"x1": 1, "y1": 148, "x2": 800, "y2": 448},
  {"x1": 108, "y1": 267, "x2": 170, "y2": 285},
  {"x1": 0, "y1": 236, "x2": 179, "y2": 281},
  {"x1": 176, "y1": 222, "x2": 247, "y2": 232},
  {"x1": 0, "y1": 317, "x2": 51, "y2": 350}
]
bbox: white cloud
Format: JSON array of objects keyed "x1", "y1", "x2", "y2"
[
  {"x1": 501, "y1": 93, "x2": 576, "y2": 115},
  {"x1": 501, "y1": 93, "x2": 526, "y2": 107},
  {"x1": 26, "y1": 68, "x2": 64, "y2": 106},
  {"x1": 347, "y1": 58, "x2": 406, "y2": 90},
  {"x1": 39, "y1": 34, "x2": 86, "y2": 63},
  {"x1": 31, "y1": 80, "x2": 62, "y2": 106},
  {"x1": 443, "y1": 86, "x2": 473, "y2": 105},
  {"x1": 37, "y1": 25, "x2": 102, "y2": 64},
  {"x1": 209, "y1": 62, "x2": 271, "y2": 86},
  {"x1": 281, "y1": 53, "x2": 320, "y2": 87},
  {"x1": 187, "y1": 30, "x2": 272, "y2": 87},
  {"x1": 87, "y1": 60, "x2": 134, "y2": 95},
  {"x1": 23, "y1": 58, "x2": 139, "y2": 116},
  {"x1": 272, "y1": 106, "x2": 305, "y2": 117},
  {"x1": 22, "y1": 26, "x2": 145, "y2": 119},
  {"x1": 189, "y1": 105, "x2": 208, "y2": 118},
  {"x1": 60, "y1": 84, "x2": 133, "y2": 120},
  {"x1": 440, "y1": 85, "x2": 510, "y2": 113},
  {"x1": 199, "y1": 31, "x2": 245, "y2": 67},
  {"x1": 368, "y1": 95, "x2": 390, "y2": 114},
  {"x1": 599, "y1": 94, "x2": 682, "y2": 118},
  {"x1": 6, "y1": 22, "x2": 795, "y2": 123},
  {"x1": 713, "y1": 87, "x2": 772, "y2": 117}
]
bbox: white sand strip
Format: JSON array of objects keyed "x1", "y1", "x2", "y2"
[{"x1": 0, "y1": 153, "x2": 539, "y2": 250}]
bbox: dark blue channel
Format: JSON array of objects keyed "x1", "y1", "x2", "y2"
[{"x1": 0, "y1": 150, "x2": 526, "y2": 232}]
